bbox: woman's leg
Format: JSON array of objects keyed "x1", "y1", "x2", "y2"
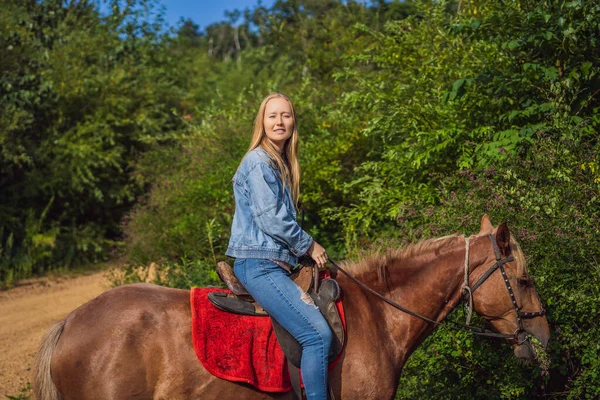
[{"x1": 234, "y1": 258, "x2": 332, "y2": 400}]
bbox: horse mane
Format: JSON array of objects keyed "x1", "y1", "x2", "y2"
[
  {"x1": 343, "y1": 233, "x2": 528, "y2": 281},
  {"x1": 342, "y1": 234, "x2": 463, "y2": 279},
  {"x1": 510, "y1": 236, "x2": 528, "y2": 278}
]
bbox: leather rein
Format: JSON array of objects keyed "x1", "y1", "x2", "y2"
[{"x1": 327, "y1": 234, "x2": 546, "y2": 343}]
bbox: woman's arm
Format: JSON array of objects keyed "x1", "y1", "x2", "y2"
[{"x1": 246, "y1": 163, "x2": 313, "y2": 256}]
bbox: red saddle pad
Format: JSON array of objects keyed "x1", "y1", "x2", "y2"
[{"x1": 190, "y1": 287, "x2": 345, "y2": 393}]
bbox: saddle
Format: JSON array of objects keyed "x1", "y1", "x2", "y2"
[{"x1": 208, "y1": 261, "x2": 345, "y2": 369}]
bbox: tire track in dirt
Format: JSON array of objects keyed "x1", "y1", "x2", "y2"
[{"x1": 0, "y1": 271, "x2": 108, "y2": 397}]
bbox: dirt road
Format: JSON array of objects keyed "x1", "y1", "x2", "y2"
[{"x1": 0, "y1": 271, "x2": 109, "y2": 397}]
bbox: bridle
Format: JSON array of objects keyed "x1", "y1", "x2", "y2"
[
  {"x1": 327, "y1": 234, "x2": 546, "y2": 343},
  {"x1": 462, "y1": 234, "x2": 546, "y2": 344}
]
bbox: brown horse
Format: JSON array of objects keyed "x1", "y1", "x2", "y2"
[{"x1": 34, "y1": 216, "x2": 549, "y2": 399}]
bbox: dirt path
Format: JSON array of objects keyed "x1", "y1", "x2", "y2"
[{"x1": 0, "y1": 271, "x2": 109, "y2": 397}]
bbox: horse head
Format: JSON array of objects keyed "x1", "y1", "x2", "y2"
[{"x1": 469, "y1": 215, "x2": 550, "y2": 361}]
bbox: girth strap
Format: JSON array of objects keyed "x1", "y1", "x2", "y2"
[{"x1": 287, "y1": 359, "x2": 304, "y2": 400}]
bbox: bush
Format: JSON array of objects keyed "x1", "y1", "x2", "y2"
[
  {"x1": 108, "y1": 257, "x2": 220, "y2": 289},
  {"x1": 394, "y1": 137, "x2": 600, "y2": 399}
]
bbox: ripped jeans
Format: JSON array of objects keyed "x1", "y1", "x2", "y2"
[{"x1": 233, "y1": 258, "x2": 332, "y2": 400}]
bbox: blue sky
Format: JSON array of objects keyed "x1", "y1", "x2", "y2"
[
  {"x1": 133, "y1": 0, "x2": 276, "y2": 31},
  {"x1": 97, "y1": 0, "x2": 275, "y2": 31},
  {"x1": 162, "y1": 0, "x2": 276, "y2": 29},
  {"x1": 100, "y1": 1, "x2": 375, "y2": 32}
]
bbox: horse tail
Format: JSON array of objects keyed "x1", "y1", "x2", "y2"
[{"x1": 33, "y1": 318, "x2": 66, "y2": 400}]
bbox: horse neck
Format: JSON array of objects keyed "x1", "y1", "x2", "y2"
[{"x1": 369, "y1": 236, "x2": 471, "y2": 365}]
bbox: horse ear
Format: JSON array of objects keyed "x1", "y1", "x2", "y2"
[
  {"x1": 495, "y1": 223, "x2": 511, "y2": 256},
  {"x1": 480, "y1": 214, "x2": 494, "y2": 234}
]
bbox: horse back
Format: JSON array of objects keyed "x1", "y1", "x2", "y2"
[{"x1": 50, "y1": 284, "x2": 199, "y2": 399}]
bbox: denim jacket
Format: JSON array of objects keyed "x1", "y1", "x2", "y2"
[{"x1": 226, "y1": 147, "x2": 313, "y2": 265}]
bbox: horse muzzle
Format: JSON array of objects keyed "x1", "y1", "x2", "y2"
[{"x1": 513, "y1": 320, "x2": 550, "y2": 361}]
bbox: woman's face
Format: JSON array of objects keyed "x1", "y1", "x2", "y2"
[{"x1": 263, "y1": 98, "x2": 294, "y2": 152}]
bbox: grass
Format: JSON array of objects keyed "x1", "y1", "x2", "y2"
[{"x1": 5, "y1": 382, "x2": 31, "y2": 400}]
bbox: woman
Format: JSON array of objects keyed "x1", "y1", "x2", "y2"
[{"x1": 226, "y1": 93, "x2": 332, "y2": 400}]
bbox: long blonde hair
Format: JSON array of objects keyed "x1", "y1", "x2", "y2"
[{"x1": 247, "y1": 93, "x2": 301, "y2": 206}]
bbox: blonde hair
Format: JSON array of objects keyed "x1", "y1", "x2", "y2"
[{"x1": 247, "y1": 93, "x2": 301, "y2": 206}]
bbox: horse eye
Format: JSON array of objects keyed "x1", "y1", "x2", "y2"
[{"x1": 517, "y1": 278, "x2": 530, "y2": 287}]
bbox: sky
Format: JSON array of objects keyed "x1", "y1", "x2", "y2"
[
  {"x1": 156, "y1": 0, "x2": 276, "y2": 30},
  {"x1": 163, "y1": 0, "x2": 276, "y2": 29},
  {"x1": 100, "y1": 1, "x2": 375, "y2": 32},
  {"x1": 97, "y1": 0, "x2": 276, "y2": 31}
]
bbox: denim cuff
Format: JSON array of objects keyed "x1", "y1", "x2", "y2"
[{"x1": 290, "y1": 233, "x2": 313, "y2": 257}]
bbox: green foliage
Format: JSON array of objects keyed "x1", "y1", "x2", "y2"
[
  {"x1": 394, "y1": 136, "x2": 599, "y2": 398},
  {"x1": 108, "y1": 256, "x2": 220, "y2": 289},
  {"x1": 397, "y1": 323, "x2": 544, "y2": 399},
  {"x1": 5, "y1": 382, "x2": 31, "y2": 400},
  {"x1": 0, "y1": 0, "x2": 184, "y2": 284},
  {"x1": 122, "y1": 98, "x2": 252, "y2": 266},
  {"x1": 322, "y1": 0, "x2": 600, "y2": 250}
]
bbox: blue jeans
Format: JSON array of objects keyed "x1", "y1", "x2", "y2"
[{"x1": 234, "y1": 258, "x2": 332, "y2": 400}]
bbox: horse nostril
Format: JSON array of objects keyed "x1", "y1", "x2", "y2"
[
  {"x1": 542, "y1": 336, "x2": 550, "y2": 350},
  {"x1": 536, "y1": 329, "x2": 550, "y2": 349}
]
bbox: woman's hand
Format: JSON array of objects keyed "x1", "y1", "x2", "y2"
[{"x1": 307, "y1": 240, "x2": 328, "y2": 269}]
